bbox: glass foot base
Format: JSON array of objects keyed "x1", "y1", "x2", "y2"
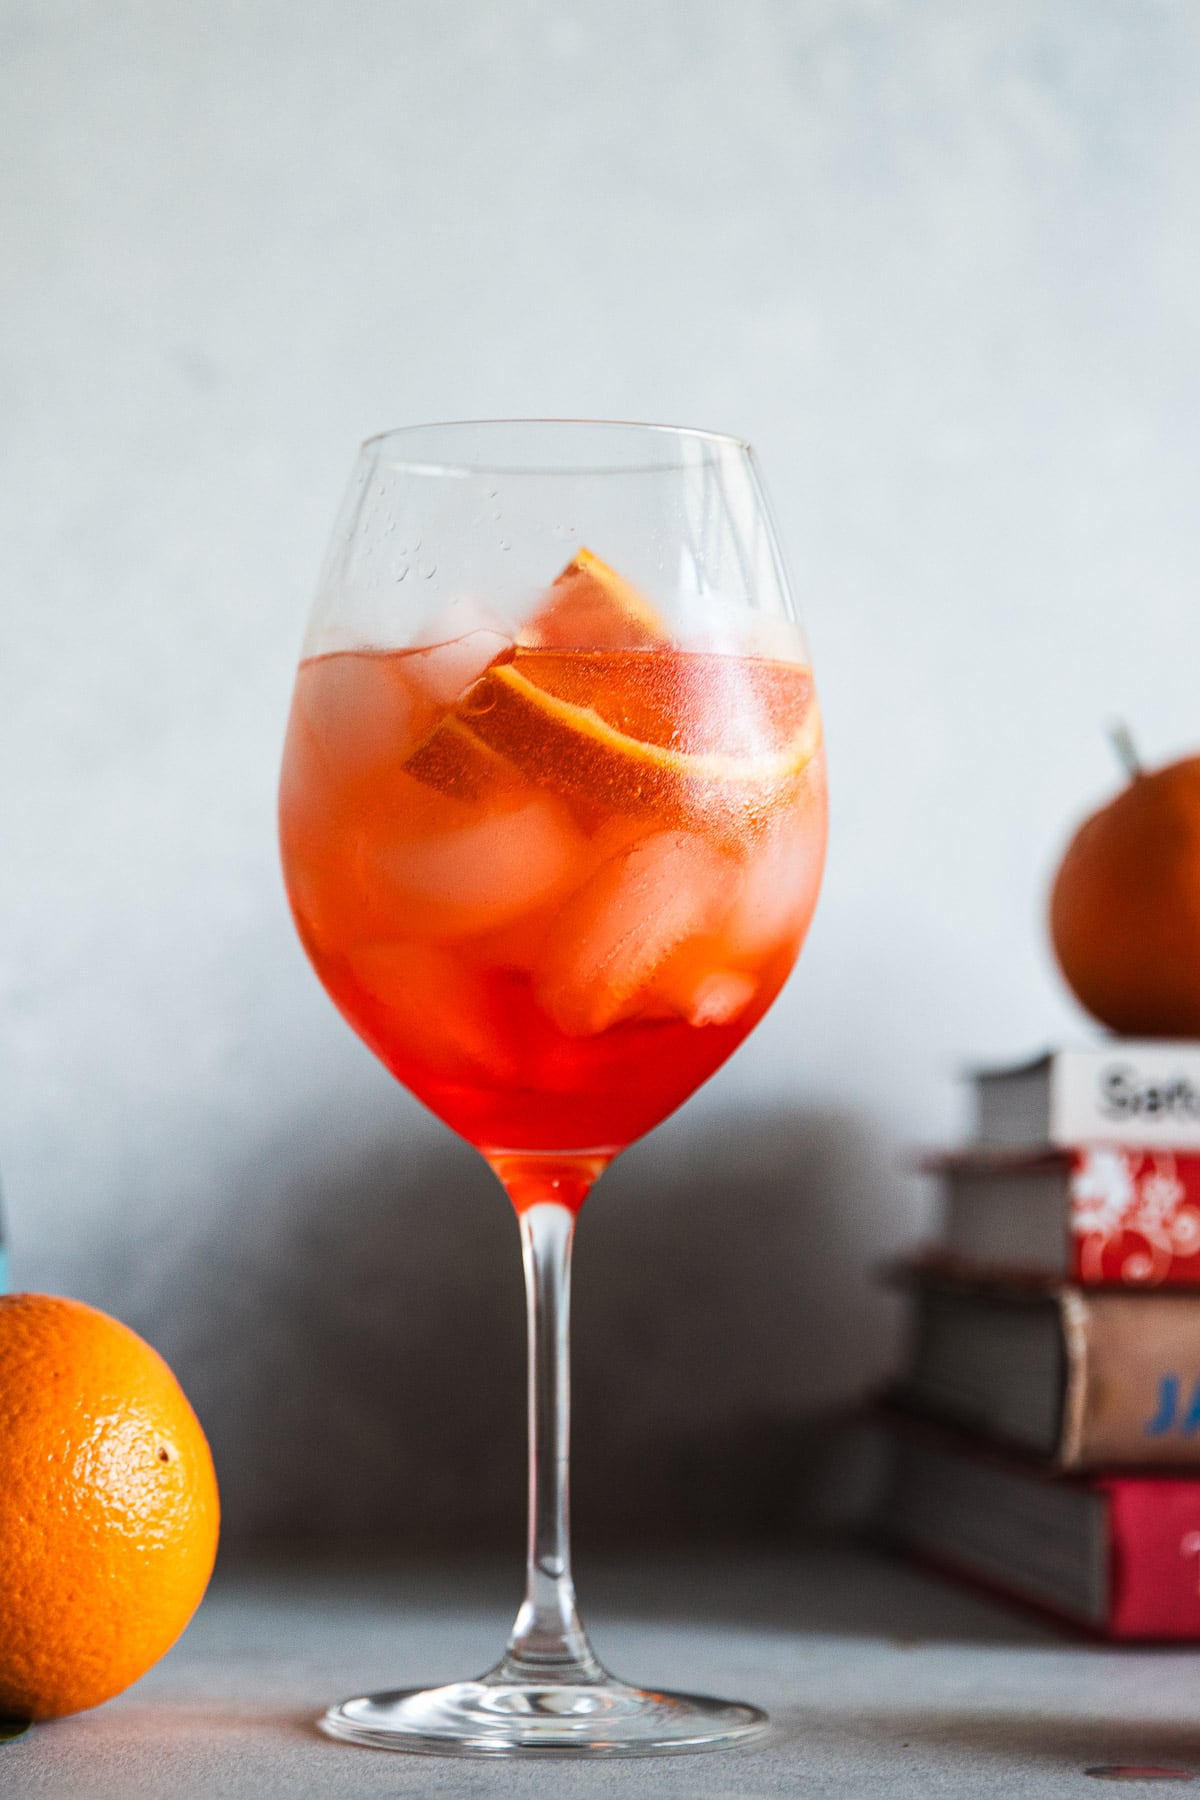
[{"x1": 318, "y1": 1668, "x2": 767, "y2": 1758}]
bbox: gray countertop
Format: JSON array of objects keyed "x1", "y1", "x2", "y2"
[{"x1": 6, "y1": 1547, "x2": 1200, "y2": 1797}]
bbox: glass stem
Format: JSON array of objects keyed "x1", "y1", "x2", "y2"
[{"x1": 502, "y1": 1200, "x2": 602, "y2": 1682}]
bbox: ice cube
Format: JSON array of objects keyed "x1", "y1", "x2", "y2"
[
  {"x1": 671, "y1": 592, "x2": 812, "y2": 663},
  {"x1": 684, "y1": 971, "x2": 758, "y2": 1027},
  {"x1": 293, "y1": 651, "x2": 437, "y2": 785},
  {"x1": 534, "y1": 830, "x2": 741, "y2": 1036},
  {"x1": 348, "y1": 941, "x2": 516, "y2": 1083},
  {"x1": 724, "y1": 818, "x2": 824, "y2": 959},
  {"x1": 649, "y1": 949, "x2": 759, "y2": 1027},
  {"x1": 412, "y1": 594, "x2": 514, "y2": 649},
  {"x1": 403, "y1": 629, "x2": 513, "y2": 708},
  {"x1": 464, "y1": 813, "x2": 645, "y2": 972},
  {"x1": 358, "y1": 789, "x2": 584, "y2": 941}
]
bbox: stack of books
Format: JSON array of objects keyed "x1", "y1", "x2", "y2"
[{"x1": 883, "y1": 1040, "x2": 1200, "y2": 1638}]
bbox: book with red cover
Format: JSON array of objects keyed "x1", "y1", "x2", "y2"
[
  {"x1": 920, "y1": 1146, "x2": 1200, "y2": 1287},
  {"x1": 882, "y1": 1415, "x2": 1200, "y2": 1638}
]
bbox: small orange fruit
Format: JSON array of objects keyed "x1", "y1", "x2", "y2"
[
  {"x1": 0, "y1": 1293, "x2": 220, "y2": 1720},
  {"x1": 1050, "y1": 742, "x2": 1200, "y2": 1037}
]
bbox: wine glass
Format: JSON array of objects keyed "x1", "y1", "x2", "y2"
[{"x1": 279, "y1": 420, "x2": 827, "y2": 1755}]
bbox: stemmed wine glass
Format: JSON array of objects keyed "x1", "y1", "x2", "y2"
[{"x1": 278, "y1": 420, "x2": 827, "y2": 1755}]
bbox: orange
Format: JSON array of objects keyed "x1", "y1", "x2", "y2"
[
  {"x1": 1050, "y1": 753, "x2": 1200, "y2": 1036},
  {"x1": 518, "y1": 548, "x2": 667, "y2": 648},
  {"x1": 0, "y1": 1294, "x2": 220, "y2": 1720}
]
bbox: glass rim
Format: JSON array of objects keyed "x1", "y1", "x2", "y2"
[{"x1": 360, "y1": 417, "x2": 754, "y2": 478}]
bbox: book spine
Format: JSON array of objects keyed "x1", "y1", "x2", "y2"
[
  {"x1": 1107, "y1": 1480, "x2": 1200, "y2": 1638},
  {"x1": 1067, "y1": 1150, "x2": 1200, "y2": 1287},
  {"x1": 1063, "y1": 1292, "x2": 1200, "y2": 1468},
  {"x1": 1051, "y1": 1049, "x2": 1200, "y2": 1150},
  {"x1": 909, "y1": 1482, "x2": 1200, "y2": 1639}
]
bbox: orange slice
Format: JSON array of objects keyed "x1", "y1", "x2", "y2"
[
  {"x1": 464, "y1": 650, "x2": 823, "y2": 825},
  {"x1": 404, "y1": 712, "x2": 516, "y2": 802},
  {"x1": 518, "y1": 548, "x2": 667, "y2": 649},
  {"x1": 508, "y1": 648, "x2": 816, "y2": 757}
]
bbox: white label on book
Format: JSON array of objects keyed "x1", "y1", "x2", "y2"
[{"x1": 1053, "y1": 1047, "x2": 1200, "y2": 1149}]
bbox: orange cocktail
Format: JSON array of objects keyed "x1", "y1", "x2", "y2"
[
  {"x1": 289, "y1": 424, "x2": 827, "y2": 1756},
  {"x1": 279, "y1": 553, "x2": 826, "y2": 1201}
]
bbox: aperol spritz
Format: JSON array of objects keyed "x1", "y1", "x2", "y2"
[{"x1": 279, "y1": 422, "x2": 826, "y2": 1754}]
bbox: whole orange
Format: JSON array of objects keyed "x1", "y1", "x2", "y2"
[
  {"x1": 1050, "y1": 752, "x2": 1200, "y2": 1036},
  {"x1": 0, "y1": 1294, "x2": 219, "y2": 1719}
]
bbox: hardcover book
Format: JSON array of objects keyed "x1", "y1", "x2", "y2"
[
  {"x1": 921, "y1": 1146, "x2": 1200, "y2": 1287},
  {"x1": 882, "y1": 1416, "x2": 1200, "y2": 1639},
  {"x1": 894, "y1": 1270, "x2": 1200, "y2": 1469},
  {"x1": 974, "y1": 1043, "x2": 1200, "y2": 1151}
]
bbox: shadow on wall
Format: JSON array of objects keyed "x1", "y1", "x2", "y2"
[{"x1": 158, "y1": 1103, "x2": 914, "y2": 1548}]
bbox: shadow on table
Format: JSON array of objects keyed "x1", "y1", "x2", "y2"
[
  {"x1": 577, "y1": 1542, "x2": 1060, "y2": 1647},
  {"x1": 143, "y1": 1099, "x2": 923, "y2": 1553}
]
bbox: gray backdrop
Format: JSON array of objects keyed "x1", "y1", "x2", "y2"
[{"x1": 4, "y1": 0, "x2": 1200, "y2": 1542}]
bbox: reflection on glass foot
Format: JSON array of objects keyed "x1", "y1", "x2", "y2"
[{"x1": 318, "y1": 1667, "x2": 767, "y2": 1758}]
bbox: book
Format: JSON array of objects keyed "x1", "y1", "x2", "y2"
[
  {"x1": 920, "y1": 1146, "x2": 1200, "y2": 1287},
  {"x1": 893, "y1": 1269, "x2": 1200, "y2": 1468},
  {"x1": 881, "y1": 1416, "x2": 1200, "y2": 1639},
  {"x1": 974, "y1": 1042, "x2": 1200, "y2": 1150}
]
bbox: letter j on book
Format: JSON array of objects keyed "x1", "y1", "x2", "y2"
[{"x1": 1145, "y1": 1375, "x2": 1200, "y2": 1437}]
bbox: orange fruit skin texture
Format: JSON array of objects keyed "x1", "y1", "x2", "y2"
[
  {"x1": 1050, "y1": 756, "x2": 1200, "y2": 1037},
  {"x1": 0, "y1": 1294, "x2": 220, "y2": 1720}
]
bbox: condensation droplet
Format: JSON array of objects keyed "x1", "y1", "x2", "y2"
[
  {"x1": 418, "y1": 560, "x2": 437, "y2": 579},
  {"x1": 394, "y1": 564, "x2": 409, "y2": 582},
  {"x1": 499, "y1": 538, "x2": 511, "y2": 551},
  {"x1": 491, "y1": 510, "x2": 502, "y2": 521}
]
